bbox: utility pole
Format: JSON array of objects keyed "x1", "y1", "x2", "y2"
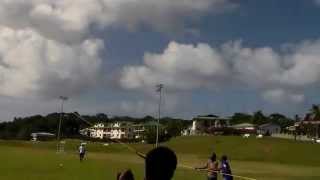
[
  {"x1": 156, "y1": 84, "x2": 163, "y2": 147},
  {"x1": 57, "y1": 96, "x2": 68, "y2": 153}
]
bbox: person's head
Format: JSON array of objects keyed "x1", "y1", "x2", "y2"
[
  {"x1": 117, "y1": 169, "x2": 134, "y2": 180},
  {"x1": 145, "y1": 146, "x2": 177, "y2": 180},
  {"x1": 221, "y1": 155, "x2": 228, "y2": 162},
  {"x1": 210, "y1": 152, "x2": 217, "y2": 162}
]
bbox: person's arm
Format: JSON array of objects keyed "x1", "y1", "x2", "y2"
[{"x1": 195, "y1": 161, "x2": 208, "y2": 170}]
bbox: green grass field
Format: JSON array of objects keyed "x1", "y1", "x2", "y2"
[{"x1": 0, "y1": 136, "x2": 319, "y2": 180}]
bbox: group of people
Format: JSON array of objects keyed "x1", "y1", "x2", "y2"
[
  {"x1": 78, "y1": 142, "x2": 232, "y2": 180},
  {"x1": 116, "y1": 146, "x2": 233, "y2": 180},
  {"x1": 195, "y1": 152, "x2": 233, "y2": 180}
]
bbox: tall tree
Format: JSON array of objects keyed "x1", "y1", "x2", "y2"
[
  {"x1": 230, "y1": 113, "x2": 252, "y2": 125},
  {"x1": 310, "y1": 104, "x2": 320, "y2": 121},
  {"x1": 252, "y1": 111, "x2": 268, "y2": 125}
]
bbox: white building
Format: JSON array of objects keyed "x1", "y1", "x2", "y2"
[
  {"x1": 182, "y1": 116, "x2": 230, "y2": 136},
  {"x1": 81, "y1": 122, "x2": 135, "y2": 140},
  {"x1": 80, "y1": 121, "x2": 161, "y2": 140},
  {"x1": 104, "y1": 122, "x2": 134, "y2": 139}
]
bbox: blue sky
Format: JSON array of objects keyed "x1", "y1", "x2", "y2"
[{"x1": 0, "y1": 0, "x2": 320, "y2": 120}]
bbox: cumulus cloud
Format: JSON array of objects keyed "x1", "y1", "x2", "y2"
[
  {"x1": 0, "y1": 0, "x2": 235, "y2": 43},
  {"x1": 0, "y1": 26, "x2": 103, "y2": 98},
  {"x1": 0, "y1": 0, "x2": 235, "y2": 101},
  {"x1": 120, "y1": 40, "x2": 320, "y2": 104},
  {"x1": 120, "y1": 41, "x2": 229, "y2": 91}
]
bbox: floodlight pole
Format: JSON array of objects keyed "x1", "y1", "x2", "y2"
[
  {"x1": 57, "y1": 96, "x2": 68, "y2": 141},
  {"x1": 156, "y1": 84, "x2": 163, "y2": 147}
]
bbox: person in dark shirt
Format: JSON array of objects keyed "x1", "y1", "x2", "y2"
[{"x1": 220, "y1": 155, "x2": 233, "y2": 180}]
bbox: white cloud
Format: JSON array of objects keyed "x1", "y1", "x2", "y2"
[
  {"x1": 0, "y1": 0, "x2": 235, "y2": 43},
  {"x1": 0, "y1": 0, "x2": 235, "y2": 99},
  {"x1": 0, "y1": 26, "x2": 103, "y2": 98},
  {"x1": 120, "y1": 40, "x2": 320, "y2": 104},
  {"x1": 120, "y1": 41, "x2": 229, "y2": 91}
]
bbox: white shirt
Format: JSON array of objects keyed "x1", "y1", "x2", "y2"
[{"x1": 79, "y1": 145, "x2": 85, "y2": 154}]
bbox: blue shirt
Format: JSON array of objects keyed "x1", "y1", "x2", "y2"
[{"x1": 221, "y1": 160, "x2": 232, "y2": 176}]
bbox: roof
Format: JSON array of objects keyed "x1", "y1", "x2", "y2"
[
  {"x1": 301, "y1": 121, "x2": 320, "y2": 125},
  {"x1": 231, "y1": 123, "x2": 255, "y2": 128},
  {"x1": 259, "y1": 123, "x2": 280, "y2": 128},
  {"x1": 193, "y1": 116, "x2": 230, "y2": 121}
]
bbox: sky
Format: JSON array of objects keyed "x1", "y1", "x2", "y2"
[{"x1": 1, "y1": 0, "x2": 320, "y2": 121}]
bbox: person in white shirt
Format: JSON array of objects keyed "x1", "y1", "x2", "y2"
[{"x1": 79, "y1": 144, "x2": 86, "y2": 162}]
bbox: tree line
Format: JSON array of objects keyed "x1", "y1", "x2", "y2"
[
  {"x1": 0, "y1": 110, "x2": 302, "y2": 140},
  {"x1": 0, "y1": 113, "x2": 190, "y2": 140}
]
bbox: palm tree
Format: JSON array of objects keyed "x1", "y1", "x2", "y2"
[{"x1": 310, "y1": 104, "x2": 320, "y2": 121}]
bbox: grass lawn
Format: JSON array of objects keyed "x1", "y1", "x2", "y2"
[{"x1": 0, "y1": 136, "x2": 319, "y2": 180}]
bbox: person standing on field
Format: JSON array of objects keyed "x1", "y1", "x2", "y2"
[
  {"x1": 195, "y1": 152, "x2": 219, "y2": 180},
  {"x1": 79, "y1": 143, "x2": 86, "y2": 162},
  {"x1": 220, "y1": 155, "x2": 233, "y2": 180}
]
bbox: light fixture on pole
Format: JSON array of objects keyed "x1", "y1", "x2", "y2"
[
  {"x1": 57, "y1": 96, "x2": 68, "y2": 153},
  {"x1": 155, "y1": 84, "x2": 163, "y2": 147}
]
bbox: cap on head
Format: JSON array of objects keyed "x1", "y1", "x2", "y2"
[{"x1": 145, "y1": 146, "x2": 177, "y2": 180}]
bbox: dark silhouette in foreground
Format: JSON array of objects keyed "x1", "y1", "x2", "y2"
[
  {"x1": 116, "y1": 146, "x2": 177, "y2": 180},
  {"x1": 145, "y1": 146, "x2": 177, "y2": 180},
  {"x1": 117, "y1": 169, "x2": 135, "y2": 180}
]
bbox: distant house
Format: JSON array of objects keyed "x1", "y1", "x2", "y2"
[
  {"x1": 80, "y1": 121, "x2": 161, "y2": 140},
  {"x1": 181, "y1": 121, "x2": 197, "y2": 136},
  {"x1": 258, "y1": 123, "x2": 281, "y2": 135},
  {"x1": 90, "y1": 122, "x2": 135, "y2": 139},
  {"x1": 182, "y1": 115, "x2": 230, "y2": 135},
  {"x1": 299, "y1": 113, "x2": 320, "y2": 138},
  {"x1": 104, "y1": 122, "x2": 135, "y2": 139}
]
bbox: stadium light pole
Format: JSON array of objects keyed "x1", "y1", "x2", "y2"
[
  {"x1": 57, "y1": 96, "x2": 68, "y2": 142},
  {"x1": 156, "y1": 84, "x2": 163, "y2": 147}
]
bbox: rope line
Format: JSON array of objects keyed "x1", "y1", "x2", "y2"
[
  {"x1": 179, "y1": 164, "x2": 257, "y2": 180},
  {"x1": 114, "y1": 142, "x2": 257, "y2": 180}
]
